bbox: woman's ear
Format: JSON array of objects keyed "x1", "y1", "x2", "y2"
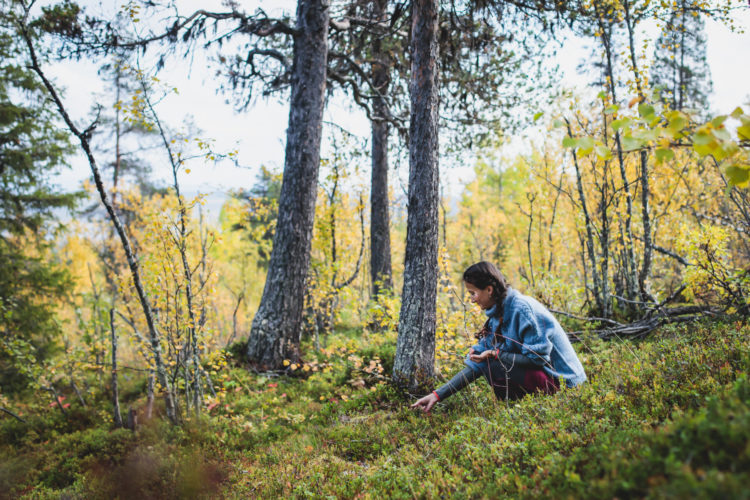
[{"x1": 486, "y1": 285, "x2": 494, "y2": 297}]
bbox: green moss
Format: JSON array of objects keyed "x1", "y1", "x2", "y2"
[{"x1": 2, "y1": 320, "x2": 750, "y2": 498}]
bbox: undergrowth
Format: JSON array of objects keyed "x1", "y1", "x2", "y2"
[{"x1": 1, "y1": 320, "x2": 748, "y2": 499}]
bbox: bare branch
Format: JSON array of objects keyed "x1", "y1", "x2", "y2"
[
  {"x1": 113, "y1": 9, "x2": 297, "y2": 49},
  {"x1": 335, "y1": 194, "x2": 366, "y2": 290},
  {"x1": 245, "y1": 48, "x2": 291, "y2": 71},
  {"x1": 0, "y1": 407, "x2": 27, "y2": 423},
  {"x1": 633, "y1": 234, "x2": 692, "y2": 266}
]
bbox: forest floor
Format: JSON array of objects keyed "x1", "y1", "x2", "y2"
[{"x1": 2, "y1": 319, "x2": 749, "y2": 499}]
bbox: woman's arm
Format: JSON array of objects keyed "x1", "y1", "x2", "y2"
[
  {"x1": 469, "y1": 348, "x2": 538, "y2": 368},
  {"x1": 434, "y1": 366, "x2": 482, "y2": 401},
  {"x1": 496, "y1": 350, "x2": 537, "y2": 368},
  {"x1": 510, "y1": 306, "x2": 553, "y2": 365},
  {"x1": 411, "y1": 366, "x2": 482, "y2": 412}
]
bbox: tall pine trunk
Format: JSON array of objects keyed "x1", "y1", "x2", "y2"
[
  {"x1": 393, "y1": 0, "x2": 440, "y2": 391},
  {"x1": 246, "y1": 0, "x2": 330, "y2": 369},
  {"x1": 370, "y1": 0, "x2": 393, "y2": 297}
]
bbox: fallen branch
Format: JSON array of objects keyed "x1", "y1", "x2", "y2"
[
  {"x1": 0, "y1": 407, "x2": 27, "y2": 423},
  {"x1": 597, "y1": 306, "x2": 719, "y2": 340}
]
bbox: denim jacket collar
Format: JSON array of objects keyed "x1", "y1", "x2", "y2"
[{"x1": 484, "y1": 302, "x2": 499, "y2": 318}]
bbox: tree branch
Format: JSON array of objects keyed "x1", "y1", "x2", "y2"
[{"x1": 0, "y1": 407, "x2": 27, "y2": 423}]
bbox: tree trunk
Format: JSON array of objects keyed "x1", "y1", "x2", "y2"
[
  {"x1": 370, "y1": 0, "x2": 393, "y2": 297},
  {"x1": 21, "y1": 24, "x2": 178, "y2": 424},
  {"x1": 567, "y1": 120, "x2": 604, "y2": 316},
  {"x1": 596, "y1": 10, "x2": 639, "y2": 309},
  {"x1": 110, "y1": 308, "x2": 123, "y2": 428},
  {"x1": 622, "y1": 0, "x2": 655, "y2": 303},
  {"x1": 146, "y1": 370, "x2": 154, "y2": 419},
  {"x1": 393, "y1": 0, "x2": 440, "y2": 391},
  {"x1": 247, "y1": 0, "x2": 330, "y2": 369}
]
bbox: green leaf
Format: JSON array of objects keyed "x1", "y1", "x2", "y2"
[
  {"x1": 694, "y1": 145, "x2": 713, "y2": 157},
  {"x1": 648, "y1": 115, "x2": 662, "y2": 128},
  {"x1": 666, "y1": 112, "x2": 687, "y2": 132},
  {"x1": 737, "y1": 125, "x2": 750, "y2": 141},
  {"x1": 711, "y1": 115, "x2": 728, "y2": 127},
  {"x1": 578, "y1": 137, "x2": 595, "y2": 155},
  {"x1": 668, "y1": 121, "x2": 688, "y2": 136},
  {"x1": 712, "y1": 128, "x2": 732, "y2": 143},
  {"x1": 552, "y1": 119, "x2": 565, "y2": 129},
  {"x1": 661, "y1": 127, "x2": 677, "y2": 140},
  {"x1": 611, "y1": 118, "x2": 631, "y2": 131},
  {"x1": 597, "y1": 90, "x2": 608, "y2": 100},
  {"x1": 654, "y1": 148, "x2": 675, "y2": 164},
  {"x1": 562, "y1": 137, "x2": 578, "y2": 148},
  {"x1": 712, "y1": 145, "x2": 730, "y2": 162},
  {"x1": 622, "y1": 135, "x2": 642, "y2": 152},
  {"x1": 693, "y1": 131, "x2": 714, "y2": 146},
  {"x1": 604, "y1": 105, "x2": 619, "y2": 115},
  {"x1": 725, "y1": 164, "x2": 750, "y2": 188},
  {"x1": 692, "y1": 132, "x2": 717, "y2": 157},
  {"x1": 595, "y1": 144, "x2": 612, "y2": 160},
  {"x1": 638, "y1": 103, "x2": 655, "y2": 119},
  {"x1": 635, "y1": 128, "x2": 660, "y2": 142},
  {"x1": 533, "y1": 112, "x2": 544, "y2": 122},
  {"x1": 730, "y1": 107, "x2": 744, "y2": 119}
]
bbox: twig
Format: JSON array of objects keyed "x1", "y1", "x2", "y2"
[{"x1": 0, "y1": 407, "x2": 27, "y2": 423}]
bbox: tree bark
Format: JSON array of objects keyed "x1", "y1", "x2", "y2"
[
  {"x1": 370, "y1": 0, "x2": 393, "y2": 297},
  {"x1": 622, "y1": 0, "x2": 655, "y2": 303},
  {"x1": 567, "y1": 120, "x2": 605, "y2": 316},
  {"x1": 393, "y1": 0, "x2": 440, "y2": 391},
  {"x1": 110, "y1": 308, "x2": 123, "y2": 428},
  {"x1": 247, "y1": 0, "x2": 330, "y2": 369},
  {"x1": 595, "y1": 9, "x2": 639, "y2": 308}
]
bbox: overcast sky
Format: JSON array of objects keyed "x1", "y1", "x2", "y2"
[{"x1": 44, "y1": 1, "x2": 750, "y2": 218}]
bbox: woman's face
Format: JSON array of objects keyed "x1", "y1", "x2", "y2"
[{"x1": 465, "y1": 281, "x2": 495, "y2": 310}]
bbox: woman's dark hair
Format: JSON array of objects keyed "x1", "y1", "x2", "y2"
[
  {"x1": 464, "y1": 262, "x2": 509, "y2": 338},
  {"x1": 463, "y1": 261, "x2": 509, "y2": 308}
]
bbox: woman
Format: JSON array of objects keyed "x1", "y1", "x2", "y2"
[{"x1": 412, "y1": 261, "x2": 586, "y2": 413}]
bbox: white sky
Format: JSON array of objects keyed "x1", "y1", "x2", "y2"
[{"x1": 45, "y1": 1, "x2": 750, "y2": 218}]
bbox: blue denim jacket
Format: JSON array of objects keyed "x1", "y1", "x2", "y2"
[{"x1": 465, "y1": 288, "x2": 587, "y2": 387}]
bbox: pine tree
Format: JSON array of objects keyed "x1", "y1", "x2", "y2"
[
  {"x1": 651, "y1": 0, "x2": 713, "y2": 113},
  {"x1": 0, "y1": 2, "x2": 79, "y2": 390}
]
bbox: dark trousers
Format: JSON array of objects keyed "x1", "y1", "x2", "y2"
[{"x1": 435, "y1": 360, "x2": 559, "y2": 401}]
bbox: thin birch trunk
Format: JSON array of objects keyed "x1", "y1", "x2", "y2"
[
  {"x1": 140, "y1": 75, "x2": 208, "y2": 415},
  {"x1": 110, "y1": 308, "x2": 123, "y2": 428},
  {"x1": 622, "y1": 0, "x2": 655, "y2": 303},
  {"x1": 20, "y1": 19, "x2": 178, "y2": 424},
  {"x1": 595, "y1": 10, "x2": 639, "y2": 305},
  {"x1": 566, "y1": 120, "x2": 604, "y2": 316}
]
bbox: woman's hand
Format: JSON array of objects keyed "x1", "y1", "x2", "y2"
[
  {"x1": 468, "y1": 349, "x2": 495, "y2": 363},
  {"x1": 411, "y1": 392, "x2": 439, "y2": 413}
]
